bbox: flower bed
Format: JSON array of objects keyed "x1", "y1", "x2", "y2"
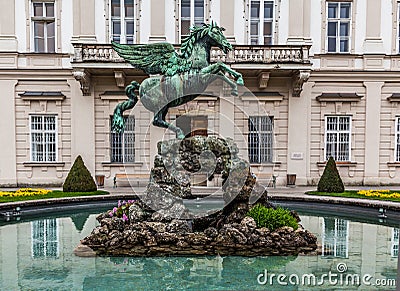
[
  {"x1": 0, "y1": 188, "x2": 51, "y2": 198},
  {"x1": 357, "y1": 189, "x2": 400, "y2": 199}
]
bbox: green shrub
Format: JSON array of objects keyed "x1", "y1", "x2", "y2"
[
  {"x1": 317, "y1": 156, "x2": 344, "y2": 193},
  {"x1": 247, "y1": 204, "x2": 298, "y2": 231},
  {"x1": 63, "y1": 155, "x2": 97, "y2": 192}
]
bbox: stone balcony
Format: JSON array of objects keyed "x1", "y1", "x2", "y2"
[
  {"x1": 72, "y1": 43, "x2": 311, "y2": 65},
  {"x1": 71, "y1": 43, "x2": 312, "y2": 96}
]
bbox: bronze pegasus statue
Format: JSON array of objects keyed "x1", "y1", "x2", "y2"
[{"x1": 112, "y1": 21, "x2": 243, "y2": 138}]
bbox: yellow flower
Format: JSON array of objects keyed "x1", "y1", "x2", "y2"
[{"x1": 0, "y1": 188, "x2": 51, "y2": 198}]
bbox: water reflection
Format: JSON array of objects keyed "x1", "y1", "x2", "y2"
[{"x1": 0, "y1": 212, "x2": 397, "y2": 290}]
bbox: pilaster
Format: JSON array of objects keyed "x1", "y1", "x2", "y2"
[
  {"x1": 149, "y1": 0, "x2": 166, "y2": 42},
  {"x1": 286, "y1": 0, "x2": 310, "y2": 45},
  {"x1": 363, "y1": 0, "x2": 384, "y2": 53},
  {"x1": 220, "y1": 0, "x2": 236, "y2": 43},
  {"x1": 69, "y1": 79, "x2": 96, "y2": 176},
  {"x1": 286, "y1": 81, "x2": 314, "y2": 185},
  {"x1": 0, "y1": 0, "x2": 17, "y2": 51},
  {"x1": 71, "y1": 0, "x2": 97, "y2": 43},
  {"x1": 0, "y1": 80, "x2": 17, "y2": 186},
  {"x1": 363, "y1": 81, "x2": 384, "y2": 185}
]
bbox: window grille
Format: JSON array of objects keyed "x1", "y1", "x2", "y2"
[
  {"x1": 248, "y1": 116, "x2": 273, "y2": 163},
  {"x1": 325, "y1": 116, "x2": 351, "y2": 161},
  {"x1": 110, "y1": 116, "x2": 135, "y2": 163},
  {"x1": 322, "y1": 218, "x2": 349, "y2": 258},
  {"x1": 30, "y1": 115, "x2": 57, "y2": 162},
  {"x1": 31, "y1": 219, "x2": 59, "y2": 258}
]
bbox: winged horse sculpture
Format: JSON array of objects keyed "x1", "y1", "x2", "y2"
[{"x1": 111, "y1": 21, "x2": 243, "y2": 139}]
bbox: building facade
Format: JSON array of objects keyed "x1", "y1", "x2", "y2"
[{"x1": 1, "y1": 0, "x2": 400, "y2": 187}]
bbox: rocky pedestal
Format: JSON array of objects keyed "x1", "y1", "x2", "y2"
[{"x1": 78, "y1": 137, "x2": 318, "y2": 257}]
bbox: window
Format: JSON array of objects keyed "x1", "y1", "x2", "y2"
[
  {"x1": 181, "y1": 0, "x2": 205, "y2": 41},
  {"x1": 248, "y1": 116, "x2": 273, "y2": 163},
  {"x1": 31, "y1": 1, "x2": 55, "y2": 52},
  {"x1": 322, "y1": 218, "x2": 349, "y2": 258},
  {"x1": 327, "y1": 2, "x2": 351, "y2": 53},
  {"x1": 395, "y1": 117, "x2": 400, "y2": 162},
  {"x1": 110, "y1": 116, "x2": 135, "y2": 163},
  {"x1": 111, "y1": 0, "x2": 134, "y2": 43},
  {"x1": 325, "y1": 116, "x2": 351, "y2": 161},
  {"x1": 30, "y1": 115, "x2": 57, "y2": 162},
  {"x1": 31, "y1": 219, "x2": 59, "y2": 258},
  {"x1": 250, "y1": 0, "x2": 274, "y2": 45},
  {"x1": 392, "y1": 228, "x2": 399, "y2": 257}
]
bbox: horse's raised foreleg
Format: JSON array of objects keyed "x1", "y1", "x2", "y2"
[
  {"x1": 112, "y1": 81, "x2": 139, "y2": 132},
  {"x1": 201, "y1": 62, "x2": 244, "y2": 86},
  {"x1": 153, "y1": 106, "x2": 185, "y2": 139}
]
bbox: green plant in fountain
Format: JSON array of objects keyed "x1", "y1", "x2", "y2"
[
  {"x1": 247, "y1": 204, "x2": 298, "y2": 231},
  {"x1": 63, "y1": 155, "x2": 97, "y2": 192},
  {"x1": 317, "y1": 156, "x2": 344, "y2": 193}
]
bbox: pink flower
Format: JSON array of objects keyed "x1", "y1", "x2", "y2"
[
  {"x1": 118, "y1": 200, "x2": 121, "y2": 207},
  {"x1": 122, "y1": 213, "x2": 128, "y2": 222},
  {"x1": 109, "y1": 211, "x2": 113, "y2": 217},
  {"x1": 112, "y1": 207, "x2": 117, "y2": 213}
]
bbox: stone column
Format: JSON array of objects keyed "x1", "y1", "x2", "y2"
[
  {"x1": 363, "y1": 81, "x2": 384, "y2": 185},
  {"x1": 286, "y1": 82, "x2": 314, "y2": 185},
  {"x1": 149, "y1": 0, "x2": 166, "y2": 42},
  {"x1": 220, "y1": 0, "x2": 235, "y2": 43},
  {"x1": 0, "y1": 80, "x2": 17, "y2": 186},
  {"x1": 364, "y1": 0, "x2": 383, "y2": 52},
  {"x1": 72, "y1": 0, "x2": 97, "y2": 43},
  {"x1": 69, "y1": 79, "x2": 96, "y2": 176},
  {"x1": 0, "y1": 0, "x2": 17, "y2": 51}
]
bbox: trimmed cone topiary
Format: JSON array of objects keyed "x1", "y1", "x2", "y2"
[
  {"x1": 317, "y1": 156, "x2": 345, "y2": 193},
  {"x1": 63, "y1": 155, "x2": 97, "y2": 192}
]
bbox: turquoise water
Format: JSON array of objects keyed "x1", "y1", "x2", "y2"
[{"x1": 0, "y1": 207, "x2": 398, "y2": 290}]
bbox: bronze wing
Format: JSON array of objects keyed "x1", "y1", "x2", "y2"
[{"x1": 112, "y1": 42, "x2": 188, "y2": 76}]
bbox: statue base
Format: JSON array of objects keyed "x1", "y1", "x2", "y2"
[{"x1": 78, "y1": 137, "x2": 317, "y2": 257}]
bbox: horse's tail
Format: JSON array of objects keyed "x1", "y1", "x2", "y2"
[{"x1": 111, "y1": 81, "x2": 140, "y2": 133}]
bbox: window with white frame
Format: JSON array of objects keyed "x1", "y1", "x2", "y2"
[
  {"x1": 30, "y1": 115, "x2": 57, "y2": 162},
  {"x1": 31, "y1": 1, "x2": 55, "y2": 52},
  {"x1": 111, "y1": 0, "x2": 134, "y2": 44},
  {"x1": 31, "y1": 219, "x2": 59, "y2": 258},
  {"x1": 110, "y1": 116, "x2": 135, "y2": 163},
  {"x1": 392, "y1": 228, "x2": 399, "y2": 257},
  {"x1": 395, "y1": 117, "x2": 400, "y2": 162},
  {"x1": 248, "y1": 116, "x2": 273, "y2": 164},
  {"x1": 322, "y1": 218, "x2": 349, "y2": 258},
  {"x1": 327, "y1": 1, "x2": 351, "y2": 53},
  {"x1": 250, "y1": 0, "x2": 274, "y2": 45},
  {"x1": 181, "y1": 0, "x2": 205, "y2": 41},
  {"x1": 325, "y1": 116, "x2": 351, "y2": 161}
]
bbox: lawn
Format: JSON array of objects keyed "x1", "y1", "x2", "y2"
[
  {"x1": 0, "y1": 189, "x2": 109, "y2": 203},
  {"x1": 306, "y1": 189, "x2": 400, "y2": 203}
]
